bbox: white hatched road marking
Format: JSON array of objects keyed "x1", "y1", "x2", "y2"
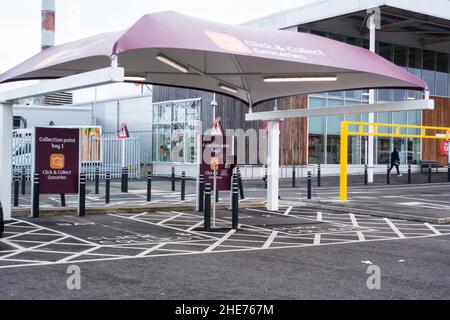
[
  {"x1": 314, "y1": 233, "x2": 321, "y2": 245},
  {"x1": 317, "y1": 212, "x2": 323, "y2": 222},
  {"x1": 384, "y1": 218, "x2": 406, "y2": 238},
  {"x1": 204, "y1": 230, "x2": 236, "y2": 253},
  {"x1": 262, "y1": 231, "x2": 279, "y2": 249},
  {"x1": 284, "y1": 207, "x2": 293, "y2": 216},
  {"x1": 424, "y1": 223, "x2": 442, "y2": 235},
  {"x1": 349, "y1": 214, "x2": 365, "y2": 241}
]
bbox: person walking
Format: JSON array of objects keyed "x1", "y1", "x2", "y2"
[{"x1": 388, "y1": 148, "x2": 402, "y2": 177}]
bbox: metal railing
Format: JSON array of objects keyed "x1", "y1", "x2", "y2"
[{"x1": 12, "y1": 132, "x2": 141, "y2": 181}]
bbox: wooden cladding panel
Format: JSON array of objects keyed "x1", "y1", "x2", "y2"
[{"x1": 422, "y1": 96, "x2": 450, "y2": 166}]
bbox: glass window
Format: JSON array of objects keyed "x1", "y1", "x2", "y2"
[
  {"x1": 377, "y1": 138, "x2": 391, "y2": 165},
  {"x1": 327, "y1": 115, "x2": 343, "y2": 135},
  {"x1": 309, "y1": 116, "x2": 325, "y2": 134},
  {"x1": 345, "y1": 90, "x2": 361, "y2": 101},
  {"x1": 394, "y1": 45, "x2": 408, "y2": 67},
  {"x1": 422, "y1": 50, "x2": 436, "y2": 95},
  {"x1": 346, "y1": 37, "x2": 363, "y2": 47},
  {"x1": 328, "y1": 33, "x2": 345, "y2": 42},
  {"x1": 158, "y1": 103, "x2": 172, "y2": 123},
  {"x1": 436, "y1": 53, "x2": 449, "y2": 96},
  {"x1": 407, "y1": 110, "x2": 421, "y2": 135},
  {"x1": 377, "y1": 112, "x2": 391, "y2": 134},
  {"x1": 327, "y1": 135, "x2": 340, "y2": 164},
  {"x1": 393, "y1": 111, "x2": 408, "y2": 135},
  {"x1": 408, "y1": 48, "x2": 422, "y2": 79},
  {"x1": 393, "y1": 89, "x2": 407, "y2": 101},
  {"x1": 407, "y1": 139, "x2": 421, "y2": 165},
  {"x1": 348, "y1": 136, "x2": 361, "y2": 165},
  {"x1": 158, "y1": 124, "x2": 172, "y2": 162},
  {"x1": 378, "y1": 42, "x2": 393, "y2": 61},
  {"x1": 377, "y1": 89, "x2": 391, "y2": 102},
  {"x1": 309, "y1": 97, "x2": 326, "y2": 109},
  {"x1": 308, "y1": 135, "x2": 325, "y2": 164}
]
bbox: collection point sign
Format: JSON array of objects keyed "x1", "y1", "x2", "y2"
[{"x1": 34, "y1": 127, "x2": 81, "y2": 194}]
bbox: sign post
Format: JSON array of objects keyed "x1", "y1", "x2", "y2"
[
  {"x1": 200, "y1": 117, "x2": 235, "y2": 229},
  {"x1": 32, "y1": 127, "x2": 81, "y2": 216},
  {"x1": 118, "y1": 122, "x2": 130, "y2": 168}
]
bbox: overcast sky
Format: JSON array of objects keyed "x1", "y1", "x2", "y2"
[{"x1": 0, "y1": 0, "x2": 314, "y2": 102}]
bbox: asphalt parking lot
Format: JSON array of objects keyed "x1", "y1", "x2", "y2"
[{"x1": 1, "y1": 205, "x2": 449, "y2": 299}]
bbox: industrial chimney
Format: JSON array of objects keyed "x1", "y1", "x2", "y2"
[
  {"x1": 39, "y1": 0, "x2": 73, "y2": 105},
  {"x1": 41, "y1": 0, "x2": 55, "y2": 50}
]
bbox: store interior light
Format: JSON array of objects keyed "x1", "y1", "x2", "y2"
[
  {"x1": 264, "y1": 75, "x2": 338, "y2": 83},
  {"x1": 218, "y1": 83, "x2": 238, "y2": 94},
  {"x1": 124, "y1": 76, "x2": 146, "y2": 82},
  {"x1": 156, "y1": 53, "x2": 189, "y2": 73}
]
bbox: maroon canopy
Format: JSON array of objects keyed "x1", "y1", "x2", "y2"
[{"x1": 0, "y1": 11, "x2": 427, "y2": 106}]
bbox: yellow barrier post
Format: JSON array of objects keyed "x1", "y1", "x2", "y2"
[{"x1": 340, "y1": 121, "x2": 348, "y2": 201}]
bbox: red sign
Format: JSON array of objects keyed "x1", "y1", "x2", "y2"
[
  {"x1": 439, "y1": 140, "x2": 450, "y2": 156},
  {"x1": 210, "y1": 117, "x2": 223, "y2": 136},
  {"x1": 200, "y1": 135, "x2": 236, "y2": 191},
  {"x1": 118, "y1": 122, "x2": 129, "y2": 139},
  {"x1": 34, "y1": 127, "x2": 80, "y2": 194}
]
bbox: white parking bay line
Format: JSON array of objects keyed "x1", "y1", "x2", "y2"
[
  {"x1": 156, "y1": 213, "x2": 185, "y2": 226},
  {"x1": 204, "y1": 230, "x2": 236, "y2": 253},
  {"x1": 424, "y1": 223, "x2": 442, "y2": 236},
  {"x1": 317, "y1": 212, "x2": 323, "y2": 222},
  {"x1": 349, "y1": 214, "x2": 365, "y2": 241},
  {"x1": 314, "y1": 233, "x2": 321, "y2": 245},
  {"x1": 384, "y1": 218, "x2": 406, "y2": 238},
  {"x1": 262, "y1": 231, "x2": 279, "y2": 249},
  {"x1": 284, "y1": 207, "x2": 293, "y2": 216}
]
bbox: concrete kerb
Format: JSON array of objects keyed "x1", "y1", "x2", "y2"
[
  {"x1": 301, "y1": 200, "x2": 450, "y2": 225},
  {"x1": 11, "y1": 202, "x2": 267, "y2": 218}
]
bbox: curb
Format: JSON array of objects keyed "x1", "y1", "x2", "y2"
[
  {"x1": 302, "y1": 201, "x2": 450, "y2": 225},
  {"x1": 11, "y1": 202, "x2": 266, "y2": 218}
]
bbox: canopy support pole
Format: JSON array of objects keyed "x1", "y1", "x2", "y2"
[
  {"x1": 0, "y1": 103, "x2": 13, "y2": 221},
  {"x1": 267, "y1": 120, "x2": 280, "y2": 211},
  {"x1": 368, "y1": 12, "x2": 377, "y2": 184}
]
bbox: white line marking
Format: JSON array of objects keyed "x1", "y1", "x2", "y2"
[
  {"x1": 424, "y1": 223, "x2": 442, "y2": 235},
  {"x1": 384, "y1": 218, "x2": 405, "y2": 238},
  {"x1": 130, "y1": 212, "x2": 149, "y2": 219},
  {"x1": 204, "y1": 230, "x2": 236, "y2": 253},
  {"x1": 349, "y1": 214, "x2": 365, "y2": 241},
  {"x1": 317, "y1": 212, "x2": 323, "y2": 222},
  {"x1": 136, "y1": 243, "x2": 167, "y2": 257},
  {"x1": 314, "y1": 233, "x2": 321, "y2": 245},
  {"x1": 262, "y1": 231, "x2": 279, "y2": 249},
  {"x1": 186, "y1": 221, "x2": 204, "y2": 231},
  {"x1": 284, "y1": 207, "x2": 293, "y2": 216}
]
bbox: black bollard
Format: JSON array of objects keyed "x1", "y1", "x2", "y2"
[
  {"x1": 121, "y1": 167, "x2": 128, "y2": 193},
  {"x1": 32, "y1": 172, "x2": 40, "y2": 218},
  {"x1": 408, "y1": 165, "x2": 412, "y2": 184},
  {"x1": 232, "y1": 174, "x2": 239, "y2": 230},
  {"x1": 204, "y1": 182, "x2": 211, "y2": 231},
  {"x1": 21, "y1": 168, "x2": 26, "y2": 195},
  {"x1": 60, "y1": 194, "x2": 66, "y2": 207},
  {"x1": 317, "y1": 164, "x2": 321, "y2": 187},
  {"x1": 105, "y1": 172, "x2": 111, "y2": 204},
  {"x1": 428, "y1": 164, "x2": 432, "y2": 183},
  {"x1": 307, "y1": 171, "x2": 312, "y2": 200},
  {"x1": 237, "y1": 168, "x2": 245, "y2": 200},
  {"x1": 387, "y1": 164, "x2": 390, "y2": 185},
  {"x1": 0, "y1": 202, "x2": 4, "y2": 238},
  {"x1": 171, "y1": 167, "x2": 176, "y2": 192},
  {"x1": 292, "y1": 166, "x2": 296, "y2": 188},
  {"x1": 181, "y1": 171, "x2": 186, "y2": 201},
  {"x1": 364, "y1": 164, "x2": 368, "y2": 185},
  {"x1": 94, "y1": 167, "x2": 100, "y2": 195},
  {"x1": 448, "y1": 164, "x2": 450, "y2": 183},
  {"x1": 198, "y1": 174, "x2": 205, "y2": 212},
  {"x1": 147, "y1": 171, "x2": 152, "y2": 202},
  {"x1": 78, "y1": 174, "x2": 86, "y2": 217},
  {"x1": 13, "y1": 173, "x2": 19, "y2": 207}
]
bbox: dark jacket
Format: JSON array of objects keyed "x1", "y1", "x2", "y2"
[{"x1": 391, "y1": 150, "x2": 400, "y2": 165}]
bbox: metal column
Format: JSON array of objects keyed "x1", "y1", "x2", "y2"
[
  {"x1": 266, "y1": 120, "x2": 280, "y2": 211},
  {"x1": 0, "y1": 103, "x2": 12, "y2": 221}
]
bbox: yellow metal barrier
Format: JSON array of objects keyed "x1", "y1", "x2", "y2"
[{"x1": 340, "y1": 121, "x2": 450, "y2": 201}]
